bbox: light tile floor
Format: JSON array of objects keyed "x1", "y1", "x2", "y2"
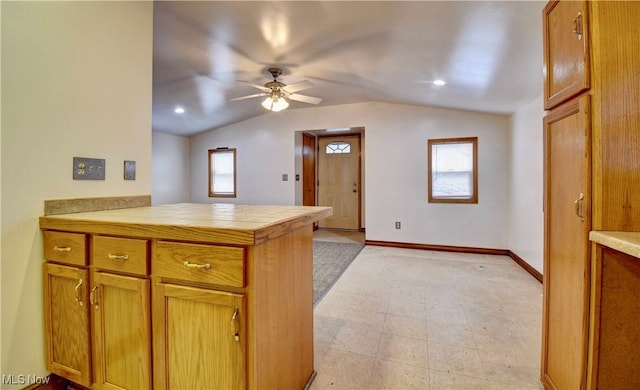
[{"x1": 311, "y1": 244, "x2": 543, "y2": 390}]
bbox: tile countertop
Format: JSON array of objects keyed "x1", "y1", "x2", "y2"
[
  {"x1": 589, "y1": 231, "x2": 640, "y2": 259},
  {"x1": 39, "y1": 203, "x2": 333, "y2": 246}
]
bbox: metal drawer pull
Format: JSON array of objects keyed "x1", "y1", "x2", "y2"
[
  {"x1": 108, "y1": 253, "x2": 129, "y2": 261},
  {"x1": 90, "y1": 285, "x2": 99, "y2": 310},
  {"x1": 54, "y1": 246, "x2": 72, "y2": 252},
  {"x1": 183, "y1": 261, "x2": 211, "y2": 269},
  {"x1": 232, "y1": 307, "x2": 240, "y2": 342},
  {"x1": 572, "y1": 11, "x2": 583, "y2": 41},
  {"x1": 574, "y1": 192, "x2": 585, "y2": 223},
  {"x1": 74, "y1": 279, "x2": 83, "y2": 306}
]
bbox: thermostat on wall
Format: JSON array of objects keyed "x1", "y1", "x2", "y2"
[{"x1": 124, "y1": 160, "x2": 136, "y2": 180}]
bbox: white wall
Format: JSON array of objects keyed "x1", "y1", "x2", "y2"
[
  {"x1": 508, "y1": 95, "x2": 545, "y2": 273},
  {"x1": 191, "y1": 102, "x2": 509, "y2": 250},
  {"x1": 1, "y1": 2, "x2": 153, "y2": 386},
  {"x1": 152, "y1": 132, "x2": 191, "y2": 205}
]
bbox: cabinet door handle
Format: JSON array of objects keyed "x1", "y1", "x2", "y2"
[
  {"x1": 108, "y1": 253, "x2": 129, "y2": 261},
  {"x1": 89, "y1": 285, "x2": 99, "y2": 310},
  {"x1": 74, "y1": 278, "x2": 83, "y2": 306},
  {"x1": 183, "y1": 261, "x2": 211, "y2": 269},
  {"x1": 572, "y1": 11, "x2": 583, "y2": 41},
  {"x1": 574, "y1": 192, "x2": 585, "y2": 223},
  {"x1": 54, "y1": 246, "x2": 72, "y2": 252},
  {"x1": 231, "y1": 306, "x2": 240, "y2": 342}
]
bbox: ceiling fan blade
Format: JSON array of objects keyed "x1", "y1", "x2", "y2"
[
  {"x1": 237, "y1": 80, "x2": 270, "y2": 92},
  {"x1": 283, "y1": 80, "x2": 314, "y2": 93},
  {"x1": 229, "y1": 93, "x2": 266, "y2": 102},
  {"x1": 288, "y1": 93, "x2": 322, "y2": 105}
]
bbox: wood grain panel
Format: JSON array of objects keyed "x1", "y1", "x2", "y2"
[
  {"x1": 542, "y1": 94, "x2": 591, "y2": 390},
  {"x1": 43, "y1": 263, "x2": 91, "y2": 387},
  {"x1": 590, "y1": 1, "x2": 640, "y2": 232},
  {"x1": 302, "y1": 133, "x2": 316, "y2": 207},
  {"x1": 92, "y1": 235, "x2": 149, "y2": 275},
  {"x1": 152, "y1": 283, "x2": 245, "y2": 390},
  {"x1": 543, "y1": 0, "x2": 590, "y2": 109},
  {"x1": 589, "y1": 246, "x2": 640, "y2": 389},
  {"x1": 92, "y1": 272, "x2": 152, "y2": 390},
  {"x1": 43, "y1": 231, "x2": 87, "y2": 266},
  {"x1": 155, "y1": 241, "x2": 245, "y2": 288},
  {"x1": 247, "y1": 225, "x2": 314, "y2": 389}
]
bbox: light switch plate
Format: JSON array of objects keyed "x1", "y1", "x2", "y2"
[
  {"x1": 124, "y1": 160, "x2": 136, "y2": 180},
  {"x1": 73, "y1": 157, "x2": 105, "y2": 180}
]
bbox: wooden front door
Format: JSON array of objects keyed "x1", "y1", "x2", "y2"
[{"x1": 318, "y1": 136, "x2": 360, "y2": 230}]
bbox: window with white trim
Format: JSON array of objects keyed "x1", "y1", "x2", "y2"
[
  {"x1": 325, "y1": 141, "x2": 351, "y2": 154},
  {"x1": 208, "y1": 148, "x2": 236, "y2": 198}
]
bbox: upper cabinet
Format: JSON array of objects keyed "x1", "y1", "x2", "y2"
[{"x1": 543, "y1": 0, "x2": 590, "y2": 110}]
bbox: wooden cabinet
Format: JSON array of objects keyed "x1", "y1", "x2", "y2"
[
  {"x1": 90, "y1": 236, "x2": 152, "y2": 390},
  {"x1": 152, "y1": 240, "x2": 246, "y2": 390},
  {"x1": 91, "y1": 271, "x2": 151, "y2": 389},
  {"x1": 542, "y1": 2, "x2": 640, "y2": 389},
  {"x1": 543, "y1": 0, "x2": 590, "y2": 110},
  {"x1": 40, "y1": 203, "x2": 331, "y2": 389},
  {"x1": 588, "y1": 236, "x2": 640, "y2": 390},
  {"x1": 43, "y1": 262, "x2": 92, "y2": 387},
  {"x1": 153, "y1": 283, "x2": 245, "y2": 390},
  {"x1": 43, "y1": 232, "x2": 152, "y2": 390},
  {"x1": 542, "y1": 94, "x2": 591, "y2": 390}
]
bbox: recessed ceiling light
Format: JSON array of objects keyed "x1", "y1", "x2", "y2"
[
  {"x1": 433, "y1": 80, "x2": 446, "y2": 86},
  {"x1": 174, "y1": 106, "x2": 185, "y2": 114}
]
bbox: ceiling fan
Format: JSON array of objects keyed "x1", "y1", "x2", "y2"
[{"x1": 230, "y1": 68, "x2": 322, "y2": 112}]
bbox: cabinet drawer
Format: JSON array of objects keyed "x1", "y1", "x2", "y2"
[
  {"x1": 155, "y1": 241, "x2": 245, "y2": 288},
  {"x1": 43, "y1": 231, "x2": 87, "y2": 266},
  {"x1": 92, "y1": 236, "x2": 149, "y2": 276}
]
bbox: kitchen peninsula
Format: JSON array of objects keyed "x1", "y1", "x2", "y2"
[{"x1": 39, "y1": 203, "x2": 332, "y2": 390}]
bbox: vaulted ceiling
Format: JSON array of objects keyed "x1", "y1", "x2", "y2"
[{"x1": 152, "y1": 1, "x2": 544, "y2": 136}]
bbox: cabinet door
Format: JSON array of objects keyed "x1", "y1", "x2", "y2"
[
  {"x1": 43, "y1": 263, "x2": 92, "y2": 387},
  {"x1": 153, "y1": 283, "x2": 245, "y2": 390},
  {"x1": 92, "y1": 271, "x2": 152, "y2": 390},
  {"x1": 543, "y1": 0, "x2": 590, "y2": 109},
  {"x1": 542, "y1": 94, "x2": 591, "y2": 390}
]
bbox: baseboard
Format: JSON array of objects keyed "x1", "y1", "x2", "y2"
[
  {"x1": 365, "y1": 240, "x2": 509, "y2": 256},
  {"x1": 508, "y1": 250, "x2": 543, "y2": 283},
  {"x1": 365, "y1": 240, "x2": 543, "y2": 283}
]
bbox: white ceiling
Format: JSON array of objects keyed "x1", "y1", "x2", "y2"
[{"x1": 152, "y1": 1, "x2": 544, "y2": 136}]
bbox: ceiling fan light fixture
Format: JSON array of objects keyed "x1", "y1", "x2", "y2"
[{"x1": 261, "y1": 94, "x2": 289, "y2": 112}]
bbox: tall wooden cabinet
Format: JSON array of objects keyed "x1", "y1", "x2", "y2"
[
  {"x1": 541, "y1": 1, "x2": 640, "y2": 390},
  {"x1": 542, "y1": 95, "x2": 591, "y2": 390}
]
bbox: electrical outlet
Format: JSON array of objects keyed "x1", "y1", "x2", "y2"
[
  {"x1": 73, "y1": 157, "x2": 105, "y2": 180},
  {"x1": 395, "y1": 221, "x2": 401, "y2": 229},
  {"x1": 282, "y1": 174, "x2": 288, "y2": 181}
]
